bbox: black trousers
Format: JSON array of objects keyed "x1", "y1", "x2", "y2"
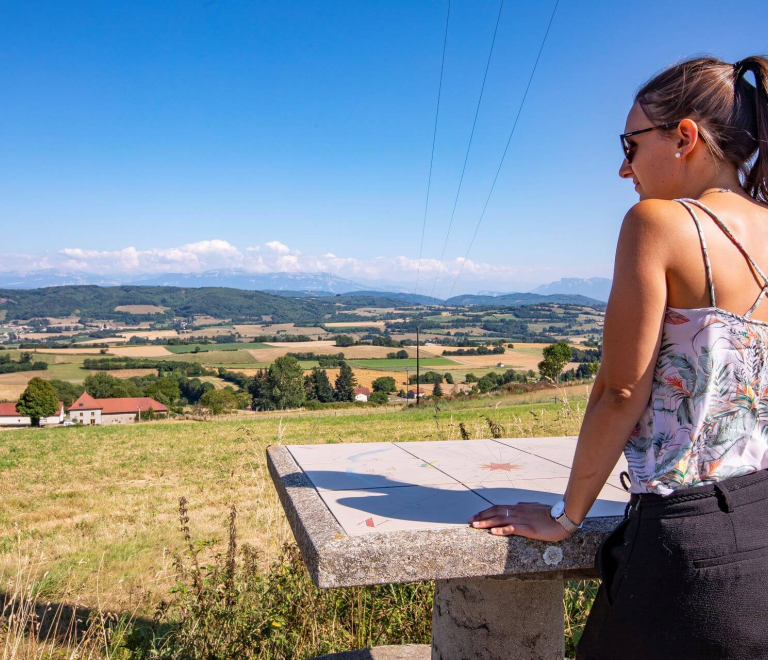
[{"x1": 576, "y1": 467, "x2": 768, "y2": 660}]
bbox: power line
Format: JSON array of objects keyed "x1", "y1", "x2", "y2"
[
  {"x1": 413, "y1": 0, "x2": 451, "y2": 298},
  {"x1": 428, "y1": 0, "x2": 505, "y2": 300},
  {"x1": 447, "y1": 0, "x2": 560, "y2": 299}
]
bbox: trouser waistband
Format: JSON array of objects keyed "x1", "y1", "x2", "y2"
[{"x1": 623, "y1": 467, "x2": 768, "y2": 519}]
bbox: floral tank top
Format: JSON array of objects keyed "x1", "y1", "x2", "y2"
[{"x1": 624, "y1": 198, "x2": 768, "y2": 495}]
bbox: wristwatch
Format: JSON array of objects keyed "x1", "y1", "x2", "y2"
[{"x1": 549, "y1": 498, "x2": 583, "y2": 533}]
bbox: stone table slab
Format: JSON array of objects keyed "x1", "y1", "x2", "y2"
[{"x1": 267, "y1": 437, "x2": 629, "y2": 588}]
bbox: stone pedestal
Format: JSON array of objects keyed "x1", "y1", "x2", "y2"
[{"x1": 431, "y1": 576, "x2": 564, "y2": 660}]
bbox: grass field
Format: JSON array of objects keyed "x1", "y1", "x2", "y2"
[
  {"x1": 163, "y1": 349, "x2": 259, "y2": 365},
  {"x1": 346, "y1": 357, "x2": 457, "y2": 370},
  {"x1": 0, "y1": 385, "x2": 592, "y2": 615},
  {"x1": 165, "y1": 342, "x2": 271, "y2": 353}
]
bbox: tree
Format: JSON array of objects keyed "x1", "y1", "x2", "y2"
[
  {"x1": 386, "y1": 350, "x2": 409, "y2": 359},
  {"x1": 200, "y1": 388, "x2": 238, "y2": 415},
  {"x1": 333, "y1": 334, "x2": 355, "y2": 347},
  {"x1": 465, "y1": 373, "x2": 478, "y2": 383},
  {"x1": 145, "y1": 377, "x2": 181, "y2": 407},
  {"x1": 334, "y1": 362, "x2": 357, "y2": 402},
  {"x1": 249, "y1": 369, "x2": 269, "y2": 411},
  {"x1": 372, "y1": 376, "x2": 396, "y2": 393},
  {"x1": 84, "y1": 372, "x2": 131, "y2": 398},
  {"x1": 311, "y1": 367, "x2": 335, "y2": 403},
  {"x1": 17, "y1": 377, "x2": 59, "y2": 426},
  {"x1": 48, "y1": 379, "x2": 85, "y2": 407},
  {"x1": 432, "y1": 382, "x2": 443, "y2": 398},
  {"x1": 588, "y1": 361, "x2": 601, "y2": 375},
  {"x1": 264, "y1": 356, "x2": 306, "y2": 410},
  {"x1": 19, "y1": 352, "x2": 33, "y2": 364},
  {"x1": 477, "y1": 375, "x2": 497, "y2": 393},
  {"x1": 444, "y1": 372, "x2": 454, "y2": 384},
  {"x1": 369, "y1": 391, "x2": 388, "y2": 405},
  {"x1": 538, "y1": 341, "x2": 573, "y2": 383}
]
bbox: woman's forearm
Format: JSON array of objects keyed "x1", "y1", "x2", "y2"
[{"x1": 562, "y1": 389, "x2": 647, "y2": 524}]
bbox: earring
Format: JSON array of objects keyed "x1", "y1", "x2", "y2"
[{"x1": 675, "y1": 152, "x2": 681, "y2": 158}]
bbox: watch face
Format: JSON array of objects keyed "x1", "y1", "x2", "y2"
[{"x1": 550, "y1": 500, "x2": 565, "y2": 517}]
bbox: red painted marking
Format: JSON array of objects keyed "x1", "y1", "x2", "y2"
[{"x1": 480, "y1": 462, "x2": 519, "y2": 471}]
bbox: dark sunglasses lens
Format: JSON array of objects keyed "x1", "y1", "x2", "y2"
[{"x1": 621, "y1": 137, "x2": 632, "y2": 162}]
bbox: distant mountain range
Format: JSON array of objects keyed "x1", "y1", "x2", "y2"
[
  {"x1": 0, "y1": 269, "x2": 122, "y2": 288},
  {"x1": 0, "y1": 269, "x2": 610, "y2": 305},
  {"x1": 529, "y1": 277, "x2": 611, "y2": 302},
  {"x1": 127, "y1": 269, "x2": 372, "y2": 293},
  {"x1": 445, "y1": 292, "x2": 605, "y2": 307}
]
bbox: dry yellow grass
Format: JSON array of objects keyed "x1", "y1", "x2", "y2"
[
  {"x1": 22, "y1": 331, "x2": 81, "y2": 340},
  {"x1": 263, "y1": 340, "x2": 337, "y2": 349},
  {"x1": 32, "y1": 347, "x2": 106, "y2": 355},
  {"x1": 245, "y1": 342, "x2": 425, "y2": 361},
  {"x1": 113, "y1": 304, "x2": 167, "y2": 314},
  {"x1": 0, "y1": 372, "x2": 47, "y2": 399},
  {"x1": 232, "y1": 323, "x2": 329, "y2": 338},
  {"x1": 440, "y1": 353, "x2": 583, "y2": 372},
  {"x1": 190, "y1": 315, "x2": 230, "y2": 326},
  {"x1": 188, "y1": 326, "x2": 238, "y2": 337},
  {"x1": 324, "y1": 320, "x2": 387, "y2": 328}
]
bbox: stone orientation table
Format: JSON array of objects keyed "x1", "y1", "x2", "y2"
[{"x1": 267, "y1": 437, "x2": 629, "y2": 660}]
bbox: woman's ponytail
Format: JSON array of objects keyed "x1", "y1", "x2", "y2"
[
  {"x1": 738, "y1": 56, "x2": 768, "y2": 203},
  {"x1": 635, "y1": 55, "x2": 768, "y2": 203}
]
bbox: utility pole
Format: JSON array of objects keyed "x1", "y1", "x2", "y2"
[
  {"x1": 405, "y1": 367, "x2": 410, "y2": 401},
  {"x1": 416, "y1": 325, "x2": 420, "y2": 406}
]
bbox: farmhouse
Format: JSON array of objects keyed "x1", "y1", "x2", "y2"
[
  {"x1": 353, "y1": 387, "x2": 370, "y2": 402},
  {"x1": 68, "y1": 392, "x2": 168, "y2": 425},
  {"x1": 0, "y1": 401, "x2": 65, "y2": 427}
]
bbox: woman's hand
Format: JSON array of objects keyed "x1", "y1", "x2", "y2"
[{"x1": 468, "y1": 502, "x2": 574, "y2": 542}]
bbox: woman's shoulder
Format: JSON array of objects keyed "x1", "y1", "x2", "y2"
[
  {"x1": 619, "y1": 199, "x2": 691, "y2": 250},
  {"x1": 623, "y1": 198, "x2": 689, "y2": 225}
]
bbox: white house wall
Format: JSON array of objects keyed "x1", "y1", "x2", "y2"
[
  {"x1": 0, "y1": 416, "x2": 31, "y2": 427},
  {"x1": 69, "y1": 409, "x2": 102, "y2": 425},
  {"x1": 101, "y1": 413, "x2": 139, "y2": 425}
]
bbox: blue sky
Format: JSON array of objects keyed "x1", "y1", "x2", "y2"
[{"x1": 1, "y1": 0, "x2": 767, "y2": 295}]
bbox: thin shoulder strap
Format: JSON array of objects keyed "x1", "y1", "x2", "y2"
[
  {"x1": 675, "y1": 199, "x2": 716, "y2": 307},
  {"x1": 676, "y1": 198, "x2": 768, "y2": 316}
]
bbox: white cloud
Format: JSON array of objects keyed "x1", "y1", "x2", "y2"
[
  {"x1": 0, "y1": 239, "x2": 613, "y2": 293},
  {"x1": 265, "y1": 241, "x2": 291, "y2": 255}
]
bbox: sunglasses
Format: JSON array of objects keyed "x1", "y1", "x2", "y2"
[{"x1": 620, "y1": 121, "x2": 680, "y2": 163}]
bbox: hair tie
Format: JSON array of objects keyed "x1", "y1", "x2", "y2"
[{"x1": 733, "y1": 59, "x2": 746, "y2": 77}]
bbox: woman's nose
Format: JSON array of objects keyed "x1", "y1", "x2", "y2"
[{"x1": 619, "y1": 158, "x2": 633, "y2": 179}]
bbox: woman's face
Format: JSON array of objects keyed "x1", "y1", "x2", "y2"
[{"x1": 619, "y1": 101, "x2": 682, "y2": 200}]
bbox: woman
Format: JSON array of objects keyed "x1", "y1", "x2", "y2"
[{"x1": 467, "y1": 55, "x2": 768, "y2": 659}]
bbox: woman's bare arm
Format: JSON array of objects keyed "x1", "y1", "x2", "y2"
[{"x1": 563, "y1": 200, "x2": 671, "y2": 523}]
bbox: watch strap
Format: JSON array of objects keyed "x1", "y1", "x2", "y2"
[{"x1": 551, "y1": 499, "x2": 583, "y2": 533}]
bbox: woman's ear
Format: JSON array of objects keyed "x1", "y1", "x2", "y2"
[{"x1": 677, "y1": 118, "x2": 700, "y2": 157}]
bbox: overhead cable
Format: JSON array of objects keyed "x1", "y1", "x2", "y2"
[
  {"x1": 447, "y1": 0, "x2": 560, "y2": 299},
  {"x1": 413, "y1": 0, "x2": 451, "y2": 298},
  {"x1": 428, "y1": 0, "x2": 505, "y2": 300}
]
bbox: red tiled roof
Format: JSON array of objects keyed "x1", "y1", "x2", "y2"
[
  {"x1": 0, "y1": 402, "x2": 20, "y2": 416},
  {"x1": 0, "y1": 401, "x2": 64, "y2": 417},
  {"x1": 68, "y1": 393, "x2": 168, "y2": 414},
  {"x1": 353, "y1": 387, "x2": 371, "y2": 395}
]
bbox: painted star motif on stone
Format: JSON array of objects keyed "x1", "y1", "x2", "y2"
[{"x1": 479, "y1": 462, "x2": 520, "y2": 471}]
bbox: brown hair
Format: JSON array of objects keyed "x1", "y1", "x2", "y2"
[{"x1": 635, "y1": 55, "x2": 768, "y2": 203}]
